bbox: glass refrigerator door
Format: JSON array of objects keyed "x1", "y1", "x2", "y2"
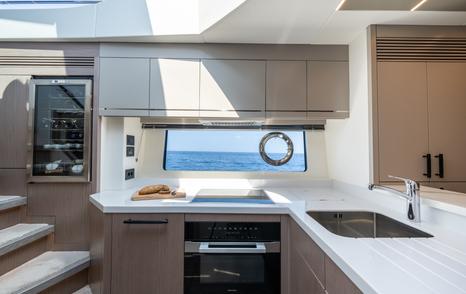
[{"x1": 28, "y1": 79, "x2": 92, "y2": 182}]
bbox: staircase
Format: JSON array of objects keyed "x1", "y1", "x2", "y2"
[{"x1": 0, "y1": 196, "x2": 90, "y2": 294}]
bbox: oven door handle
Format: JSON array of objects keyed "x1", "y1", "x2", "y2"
[{"x1": 198, "y1": 242, "x2": 266, "y2": 254}]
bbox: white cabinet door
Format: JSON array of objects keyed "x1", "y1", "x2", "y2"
[
  {"x1": 266, "y1": 61, "x2": 307, "y2": 119},
  {"x1": 200, "y1": 59, "x2": 265, "y2": 118},
  {"x1": 307, "y1": 61, "x2": 349, "y2": 114},
  {"x1": 99, "y1": 58, "x2": 150, "y2": 116},
  {"x1": 150, "y1": 58, "x2": 199, "y2": 117},
  {"x1": 427, "y1": 62, "x2": 466, "y2": 182}
]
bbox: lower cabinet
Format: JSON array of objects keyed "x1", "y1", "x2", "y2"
[
  {"x1": 90, "y1": 210, "x2": 184, "y2": 294},
  {"x1": 111, "y1": 214, "x2": 184, "y2": 294},
  {"x1": 289, "y1": 219, "x2": 361, "y2": 294}
]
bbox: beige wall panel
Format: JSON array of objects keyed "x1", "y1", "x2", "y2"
[
  {"x1": 0, "y1": 169, "x2": 27, "y2": 196},
  {"x1": 377, "y1": 62, "x2": 429, "y2": 182},
  {"x1": 27, "y1": 183, "x2": 90, "y2": 249},
  {"x1": 0, "y1": 75, "x2": 29, "y2": 169}
]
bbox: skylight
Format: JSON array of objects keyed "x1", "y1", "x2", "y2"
[{"x1": 0, "y1": 0, "x2": 100, "y2": 9}]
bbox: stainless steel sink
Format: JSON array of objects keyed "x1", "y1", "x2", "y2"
[{"x1": 307, "y1": 211, "x2": 433, "y2": 238}]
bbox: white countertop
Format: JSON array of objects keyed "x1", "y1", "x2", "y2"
[{"x1": 90, "y1": 179, "x2": 466, "y2": 294}]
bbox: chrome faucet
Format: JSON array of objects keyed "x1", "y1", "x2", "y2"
[{"x1": 369, "y1": 175, "x2": 421, "y2": 222}]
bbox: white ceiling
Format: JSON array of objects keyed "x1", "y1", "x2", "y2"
[
  {"x1": 0, "y1": 0, "x2": 465, "y2": 44},
  {"x1": 200, "y1": 0, "x2": 466, "y2": 44}
]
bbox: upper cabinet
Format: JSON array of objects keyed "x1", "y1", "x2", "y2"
[
  {"x1": 99, "y1": 58, "x2": 150, "y2": 116},
  {"x1": 200, "y1": 59, "x2": 266, "y2": 118},
  {"x1": 97, "y1": 44, "x2": 350, "y2": 120},
  {"x1": 150, "y1": 58, "x2": 200, "y2": 117},
  {"x1": 307, "y1": 61, "x2": 349, "y2": 117},
  {"x1": 266, "y1": 61, "x2": 307, "y2": 119}
]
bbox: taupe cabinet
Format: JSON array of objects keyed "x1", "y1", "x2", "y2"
[
  {"x1": 99, "y1": 58, "x2": 150, "y2": 116},
  {"x1": 307, "y1": 61, "x2": 349, "y2": 113},
  {"x1": 99, "y1": 56, "x2": 349, "y2": 120},
  {"x1": 377, "y1": 61, "x2": 466, "y2": 189},
  {"x1": 150, "y1": 58, "x2": 200, "y2": 117},
  {"x1": 289, "y1": 220, "x2": 361, "y2": 294},
  {"x1": 200, "y1": 59, "x2": 266, "y2": 118}
]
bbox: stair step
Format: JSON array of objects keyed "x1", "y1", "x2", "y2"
[
  {"x1": 0, "y1": 224, "x2": 54, "y2": 257},
  {"x1": 73, "y1": 285, "x2": 92, "y2": 294},
  {"x1": 0, "y1": 251, "x2": 90, "y2": 294},
  {"x1": 0, "y1": 196, "x2": 26, "y2": 212}
]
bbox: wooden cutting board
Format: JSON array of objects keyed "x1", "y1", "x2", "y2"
[{"x1": 131, "y1": 189, "x2": 186, "y2": 201}]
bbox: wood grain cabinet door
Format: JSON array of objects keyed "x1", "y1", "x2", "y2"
[
  {"x1": 377, "y1": 62, "x2": 430, "y2": 182},
  {"x1": 427, "y1": 62, "x2": 466, "y2": 182},
  {"x1": 111, "y1": 214, "x2": 184, "y2": 294},
  {"x1": 289, "y1": 221, "x2": 325, "y2": 294},
  {"x1": 0, "y1": 75, "x2": 29, "y2": 169}
]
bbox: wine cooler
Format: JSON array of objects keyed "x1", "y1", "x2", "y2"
[{"x1": 27, "y1": 78, "x2": 92, "y2": 182}]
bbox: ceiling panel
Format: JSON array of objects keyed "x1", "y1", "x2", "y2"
[
  {"x1": 339, "y1": 0, "x2": 466, "y2": 11},
  {"x1": 340, "y1": 0, "x2": 419, "y2": 11}
]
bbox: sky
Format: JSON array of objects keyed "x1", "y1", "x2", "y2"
[{"x1": 166, "y1": 130, "x2": 305, "y2": 153}]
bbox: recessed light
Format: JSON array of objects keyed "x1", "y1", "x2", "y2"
[
  {"x1": 411, "y1": 0, "x2": 428, "y2": 11},
  {"x1": 335, "y1": 0, "x2": 346, "y2": 11}
]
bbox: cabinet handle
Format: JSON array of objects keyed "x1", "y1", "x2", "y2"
[
  {"x1": 422, "y1": 154, "x2": 431, "y2": 178},
  {"x1": 435, "y1": 153, "x2": 444, "y2": 178},
  {"x1": 123, "y1": 219, "x2": 168, "y2": 224}
]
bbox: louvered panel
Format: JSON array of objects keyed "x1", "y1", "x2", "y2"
[
  {"x1": 0, "y1": 56, "x2": 94, "y2": 67},
  {"x1": 377, "y1": 38, "x2": 466, "y2": 61}
]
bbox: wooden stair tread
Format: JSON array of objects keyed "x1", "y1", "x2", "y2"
[
  {"x1": 0, "y1": 196, "x2": 26, "y2": 212},
  {"x1": 0, "y1": 251, "x2": 90, "y2": 294},
  {"x1": 0, "y1": 224, "x2": 54, "y2": 257},
  {"x1": 73, "y1": 285, "x2": 92, "y2": 294}
]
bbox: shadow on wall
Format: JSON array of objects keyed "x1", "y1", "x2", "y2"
[{"x1": 0, "y1": 78, "x2": 28, "y2": 196}]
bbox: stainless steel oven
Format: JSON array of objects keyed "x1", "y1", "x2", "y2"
[{"x1": 184, "y1": 222, "x2": 281, "y2": 294}]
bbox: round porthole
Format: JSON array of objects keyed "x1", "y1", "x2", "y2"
[{"x1": 259, "y1": 132, "x2": 294, "y2": 166}]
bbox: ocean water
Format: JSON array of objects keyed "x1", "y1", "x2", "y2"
[{"x1": 164, "y1": 151, "x2": 306, "y2": 172}]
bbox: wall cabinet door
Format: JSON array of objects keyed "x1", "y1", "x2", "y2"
[
  {"x1": 266, "y1": 61, "x2": 306, "y2": 119},
  {"x1": 307, "y1": 61, "x2": 349, "y2": 113},
  {"x1": 377, "y1": 62, "x2": 430, "y2": 182},
  {"x1": 0, "y1": 75, "x2": 28, "y2": 169},
  {"x1": 111, "y1": 214, "x2": 184, "y2": 294},
  {"x1": 427, "y1": 62, "x2": 466, "y2": 182},
  {"x1": 99, "y1": 58, "x2": 150, "y2": 115},
  {"x1": 150, "y1": 58, "x2": 199, "y2": 117},
  {"x1": 200, "y1": 59, "x2": 265, "y2": 117}
]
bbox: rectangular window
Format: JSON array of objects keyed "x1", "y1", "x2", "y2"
[{"x1": 163, "y1": 130, "x2": 307, "y2": 172}]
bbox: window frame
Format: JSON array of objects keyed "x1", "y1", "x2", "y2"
[{"x1": 162, "y1": 129, "x2": 308, "y2": 172}]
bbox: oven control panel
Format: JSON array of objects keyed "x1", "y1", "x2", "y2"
[{"x1": 185, "y1": 222, "x2": 280, "y2": 242}]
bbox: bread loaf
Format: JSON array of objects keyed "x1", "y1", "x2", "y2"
[{"x1": 138, "y1": 184, "x2": 170, "y2": 195}]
